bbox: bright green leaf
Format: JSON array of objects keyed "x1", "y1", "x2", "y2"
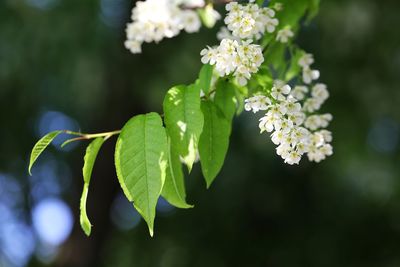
[
  {"x1": 214, "y1": 79, "x2": 237, "y2": 122},
  {"x1": 198, "y1": 101, "x2": 231, "y2": 188},
  {"x1": 163, "y1": 84, "x2": 204, "y2": 172},
  {"x1": 80, "y1": 137, "x2": 105, "y2": 236},
  {"x1": 198, "y1": 64, "x2": 214, "y2": 95},
  {"x1": 285, "y1": 47, "x2": 305, "y2": 81},
  {"x1": 162, "y1": 135, "x2": 193, "y2": 209},
  {"x1": 29, "y1": 130, "x2": 62, "y2": 175},
  {"x1": 115, "y1": 113, "x2": 168, "y2": 236}
]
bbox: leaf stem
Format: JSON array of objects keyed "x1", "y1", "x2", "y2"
[
  {"x1": 65, "y1": 130, "x2": 121, "y2": 138},
  {"x1": 61, "y1": 130, "x2": 121, "y2": 147}
]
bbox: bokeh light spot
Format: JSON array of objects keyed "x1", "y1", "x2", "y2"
[{"x1": 32, "y1": 198, "x2": 73, "y2": 246}]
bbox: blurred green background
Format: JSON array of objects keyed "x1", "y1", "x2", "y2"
[{"x1": 1, "y1": 0, "x2": 400, "y2": 266}]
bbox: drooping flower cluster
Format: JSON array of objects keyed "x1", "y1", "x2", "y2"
[
  {"x1": 201, "y1": 1, "x2": 281, "y2": 86},
  {"x1": 200, "y1": 39, "x2": 264, "y2": 86},
  {"x1": 245, "y1": 77, "x2": 333, "y2": 165},
  {"x1": 125, "y1": 0, "x2": 210, "y2": 54},
  {"x1": 224, "y1": 1, "x2": 279, "y2": 39}
]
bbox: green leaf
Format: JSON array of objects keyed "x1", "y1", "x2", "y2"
[
  {"x1": 214, "y1": 79, "x2": 237, "y2": 122},
  {"x1": 80, "y1": 137, "x2": 105, "y2": 236},
  {"x1": 232, "y1": 84, "x2": 248, "y2": 116},
  {"x1": 285, "y1": 47, "x2": 305, "y2": 81},
  {"x1": 198, "y1": 64, "x2": 213, "y2": 95},
  {"x1": 115, "y1": 113, "x2": 168, "y2": 236},
  {"x1": 198, "y1": 101, "x2": 231, "y2": 188},
  {"x1": 307, "y1": 0, "x2": 320, "y2": 21},
  {"x1": 29, "y1": 130, "x2": 62, "y2": 175},
  {"x1": 271, "y1": 0, "x2": 309, "y2": 26},
  {"x1": 162, "y1": 135, "x2": 193, "y2": 209},
  {"x1": 163, "y1": 84, "x2": 204, "y2": 172},
  {"x1": 264, "y1": 42, "x2": 286, "y2": 71}
]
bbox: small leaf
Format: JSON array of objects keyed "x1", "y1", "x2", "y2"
[
  {"x1": 163, "y1": 85, "x2": 204, "y2": 172},
  {"x1": 115, "y1": 113, "x2": 168, "y2": 236},
  {"x1": 198, "y1": 64, "x2": 214, "y2": 95},
  {"x1": 198, "y1": 101, "x2": 231, "y2": 188},
  {"x1": 162, "y1": 135, "x2": 193, "y2": 209},
  {"x1": 80, "y1": 137, "x2": 105, "y2": 236},
  {"x1": 29, "y1": 130, "x2": 62, "y2": 175},
  {"x1": 214, "y1": 80, "x2": 237, "y2": 122}
]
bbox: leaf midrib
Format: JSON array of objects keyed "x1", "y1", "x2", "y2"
[
  {"x1": 167, "y1": 139, "x2": 186, "y2": 204},
  {"x1": 143, "y1": 115, "x2": 151, "y2": 220}
]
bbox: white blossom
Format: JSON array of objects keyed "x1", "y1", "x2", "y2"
[
  {"x1": 302, "y1": 67, "x2": 320, "y2": 84},
  {"x1": 200, "y1": 39, "x2": 264, "y2": 86},
  {"x1": 244, "y1": 95, "x2": 271, "y2": 113},
  {"x1": 298, "y1": 53, "x2": 314, "y2": 69},
  {"x1": 125, "y1": 0, "x2": 211, "y2": 54},
  {"x1": 290, "y1": 85, "x2": 308, "y2": 100},
  {"x1": 224, "y1": 1, "x2": 279, "y2": 40},
  {"x1": 276, "y1": 27, "x2": 294, "y2": 43},
  {"x1": 245, "y1": 78, "x2": 333, "y2": 165},
  {"x1": 312, "y1": 83, "x2": 329, "y2": 103},
  {"x1": 271, "y1": 80, "x2": 291, "y2": 101}
]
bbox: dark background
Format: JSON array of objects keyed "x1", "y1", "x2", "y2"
[{"x1": 1, "y1": 0, "x2": 400, "y2": 266}]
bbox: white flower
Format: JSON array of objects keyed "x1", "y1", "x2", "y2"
[
  {"x1": 125, "y1": 0, "x2": 208, "y2": 54},
  {"x1": 201, "y1": 39, "x2": 263, "y2": 86},
  {"x1": 307, "y1": 144, "x2": 333, "y2": 162},
  {"x1": 298, "y1": 53, "x2": 314, "y2": 69},
  {"x1": 224, "y1": 1, "x2": 279, "y2": 40},
  {"x1": 259, "y1": 115, "x2": 275, "y2": 133},
  {"x1": 276, "y1": 27, "x2": 294, "y2": 43},
  {"x1": 271, "y1": 80, "x2": 291, "y2": 101},
  {"x1": 124, "y1": 40, "x2": 142, "y2": 54},
  {"x1": 244, "y1": 95, "x2": 271, "y2": 113},
  {"x1": 285, "y1": 101, "x2": 302, "y2": 115},
  {"x1": 265, "y1": 17, "x2": 279, "y2": 33},
  {"x1": 182, "y1": 10, "x2": 202, "y2": 33},
  {"x1": 200, "y1": 47, "x2": 217, "y2": 65},
  {"x1": 245, "y1": 75, "x2": 333, "y2": 165},
  {"x1": 271, "y1": 130, "x2": 286, "y2": 145},
  {"x1": 312, "y1": 83, "x2": 329, "y2": 103},
  {"x1": 319, "y1": 130, "x2": 333, "y2": 143},
  {"x1": 304, "y1": 114, "x2": 332, "y2": 131},
  {"x1": 285, "y1": 150, "x2": 301, "y2": 165},
  {"x1": 174, "y1": 0, "x2": 205, "y2": 7},
  {"x1": 303, "y1": 98, "x2": 321, "y2": 113},
  {"x1": 302, "y1": 67, "x2": 320, "y2": 84},
  {"x1": 290, "y1": 86, "x2": 308, "y2": 100}
]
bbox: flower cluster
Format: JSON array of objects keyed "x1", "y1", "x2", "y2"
[
  {"x1": 200, "y1": 39, "x2": 264, "y2": 86},
  {"x1": 125, "y1": 0, "x2": 209, "y2": 54},
  {"x1": 245, "y1": 78, "x2": 333, "y2": 165},
  {"x1": 224, "y1": 1, "x2": 279, "y2": 40},
  {"x1": 201, "y1": 1, "x2": 281, "y2": 86}
]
